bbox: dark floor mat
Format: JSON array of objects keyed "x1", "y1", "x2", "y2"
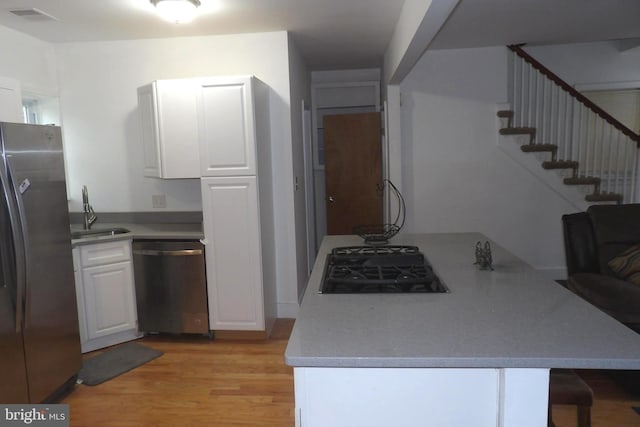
[{"x1": 78, "y1": 342, "x2": 163, "y2": 386}]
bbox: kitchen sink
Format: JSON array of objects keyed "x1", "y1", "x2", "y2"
[{"x1": 71, "y1": 227, "x2": 130, "y2": 240}]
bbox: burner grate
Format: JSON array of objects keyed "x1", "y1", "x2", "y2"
[{"x1": 321, "y1": 246, "x2": 447, "y2": 294}]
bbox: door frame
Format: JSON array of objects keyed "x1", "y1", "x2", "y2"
[{"x1": 309, "y1": 80, "x2": 382, "y2": 247}]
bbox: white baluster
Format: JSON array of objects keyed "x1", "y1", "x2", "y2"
[
  {"x1": 632, "y1": 143, "x2": 639, "y2": 203},
  {"x1": 576, "y1": 104, "x2": 584, "y2": 177},
  {"x1": 585, "y1": 112, "x2": 593, "y2": 177},
  {"x1": 551, "y1": 83, "x2": 558, "y2": 148},
  {"x1": 606, "y1": 126, "x2": 614, "y2": 194},
  {"x1": 598, "y1": 118, "x2": 605, "y2": 190}
]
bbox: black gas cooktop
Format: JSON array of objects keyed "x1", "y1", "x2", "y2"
[{"x1": 320, "y1": 245, "x2": 448, "y2": 294}]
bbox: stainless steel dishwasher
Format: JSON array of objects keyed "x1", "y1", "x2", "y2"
[{"x1": 132, "y1": 240, "x2": 209, "y2": 334}]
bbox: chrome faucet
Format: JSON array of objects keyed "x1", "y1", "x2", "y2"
[{"x1": 82, "y1": 185, "x2": 97, "y2": 230}]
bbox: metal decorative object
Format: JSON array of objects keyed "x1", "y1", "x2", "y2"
[
  {"x1": 353, "y1": 179, "x2": 405, "y2": 245},
  {"x1": 474, "y1": 241, "x2": 494, "y2": 270}
]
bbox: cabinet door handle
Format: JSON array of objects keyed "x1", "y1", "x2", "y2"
[
  {"x1": 133, "y1": 249, "x2": 203, "y2": 256},
  {"x1": 328, "y1": 196, "x2": 335, "y2": 203}
]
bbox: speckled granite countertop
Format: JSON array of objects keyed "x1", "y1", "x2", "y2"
[
  {"x1": 70, "y1": 222, "x2": 203, "y2": 246},
  {"x1": 285, "y1": 233, "x2": 640, "y2": 369}
]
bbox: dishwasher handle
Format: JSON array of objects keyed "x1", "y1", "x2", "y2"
[{"x1": 133, "y1": 249, "x2": 203, "y2": 257}]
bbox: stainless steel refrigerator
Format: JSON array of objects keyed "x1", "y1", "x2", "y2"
[{"x1": 0, "y1": 122, "x2": 81, "y2": 403}]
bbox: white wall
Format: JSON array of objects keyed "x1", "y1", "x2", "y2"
[
  {"x1": 400, "y1": 46, "x2": 579, "y2": 273},
  {"x1": 0, "y1": 26, "x2": 57, "y2": 95},
  {"x1": 55, "y1": 31, "x2": 293, "y2": 213},
  {"x1": 525, "y1": 42, "x2": 640, "y2": 88},
  {"x1": 287, "y1": 37, "x2": 311, "y2": 310},
  {"x1": 54, "y1": 31, "x2": 300, "y2": 316}
]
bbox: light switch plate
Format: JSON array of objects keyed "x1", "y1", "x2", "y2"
[{"x1": 152, "y1": 194, "x2": 166, "y2": 208}]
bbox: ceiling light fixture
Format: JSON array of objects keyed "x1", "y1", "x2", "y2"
[{"x1": 150, "y1": 0, "x2": 201, "y2": 24}]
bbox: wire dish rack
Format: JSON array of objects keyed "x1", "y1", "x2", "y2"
[{"x1": 352, "y1": 179, "x2": 405, "y2": 245}]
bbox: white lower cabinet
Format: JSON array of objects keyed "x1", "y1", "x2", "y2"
[
  {"x1": 293, "y1": 367, "x2": 550, "y2": 427},
  {"x1": 72, "y1": 239, "x2": 141, "y2": 353}
]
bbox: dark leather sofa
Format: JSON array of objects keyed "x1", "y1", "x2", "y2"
[{"x1": 562, "y1": 204, "x2": 640, "y2": 333}]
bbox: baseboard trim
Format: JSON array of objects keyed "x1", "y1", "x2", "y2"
[{"x1": 214, "y1": 330, "x2": 269, "y2": 340}]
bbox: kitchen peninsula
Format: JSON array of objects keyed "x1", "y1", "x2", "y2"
[{"x1": 285, "y1": 233, "x2": 640, "y2": 427}]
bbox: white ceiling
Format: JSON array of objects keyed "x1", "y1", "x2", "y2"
[
  {"x1": 0, "y1": 0, "x2": 639, "y2": 71},
  {"x1": 0, "y1": 0, "x2": 404, "y2": 70},
  {"x1": 430, "y1": 0, "x2": 640, "y2": 50}
]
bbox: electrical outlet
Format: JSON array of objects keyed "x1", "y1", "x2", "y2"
[{"x1": 151, "y1": 194, "x2": 166, "y2": 208}]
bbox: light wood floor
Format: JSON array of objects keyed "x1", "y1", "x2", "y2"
[
  {"x1": 63, "y1": 319, "x2": 640, "y2": 426},
  {"x1": 63, "y1": 319, "x2": 296, "y2": 426}
]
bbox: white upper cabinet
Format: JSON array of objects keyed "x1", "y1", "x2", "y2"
[
  {"x1": 137, "y1": 79, "x2": 200, "y2": 179},
  {"x1": 197, "y1": 76, "x2": 257, "y2": 176}
]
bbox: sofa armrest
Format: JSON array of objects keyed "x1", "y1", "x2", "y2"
[{"x1": 568, "y1": 273, "x2": 640, "y2": 325}]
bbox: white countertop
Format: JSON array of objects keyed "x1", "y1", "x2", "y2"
[
  {"x1": 70, "y1": 222, "x2": 203, "y2": 246},
  {"x1": 285, "y1": 233, "x2": 640, "y2": 369}
]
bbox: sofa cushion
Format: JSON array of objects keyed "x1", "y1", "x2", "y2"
[
  {"x1": 568, "y1": 273, "x2": 640, "y2": 324},
  {"x1": 608, "y1": 245, "x2": 640, "y2": 286},
  {"x1": 587, "y1": 204, "x2": 640, "y2": 274}
]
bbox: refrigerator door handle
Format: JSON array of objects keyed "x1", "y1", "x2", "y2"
[{"x1": 0, "y1": 155, "x2": 27, "y2": 333}]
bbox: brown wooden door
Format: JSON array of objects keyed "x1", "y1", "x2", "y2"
[{"x1": 324, "y1": 112, "x2": 382, "y2": 235}]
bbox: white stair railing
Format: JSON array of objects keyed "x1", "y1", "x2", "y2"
[{"x1": 507, "y1": 45, "x2": 640, "y2": 203}]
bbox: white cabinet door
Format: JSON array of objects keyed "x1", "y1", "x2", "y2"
[
  {"x1": 201, "y1": 176, "x2": 265, "y2": 330},
  {"x1": 0, "y1": 76, "x2": 23, "y2": 123},
  {"x1": 137, "y1": 79, "x2": 199, "y2": 178},
  {"x1": 82, "y1": 260, "x2": 137, "y2": 340},
  {"x1": 198, "y1": 76, "x2": 257, "y2": 177},
  {"x1": 137, "y1": 83, "x2": 162, "y2": 177}
]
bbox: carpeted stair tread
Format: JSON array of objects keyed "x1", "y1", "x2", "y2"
[
  {"x1": 564, "y1": 176, "x2": 601, "y2": 186},
  {"x1": 542, "y1": 160, "x2": 579, "y2": 170},
  {"x1": 498, "y1": 107, "x2": 628, "y2": 204},
  {"x1": 496, "y1": 110, "x2": 514, "y2": 127},
  {"x1": 585, "y1": 192, "x2": 623, "y2": 204},
  {"x1": 499, "y1": 127, "x2": 535, "y2": 135},
  {"x1": 521, "y1": 144, "x2": 557, "y2": 153},
  {"x1": 496, "y1": 110, "x2": 514, "y2": 118}
]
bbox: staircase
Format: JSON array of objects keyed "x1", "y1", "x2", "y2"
[{"x1": 499, "y1": 45, "x2": 640, "y2": 204}]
